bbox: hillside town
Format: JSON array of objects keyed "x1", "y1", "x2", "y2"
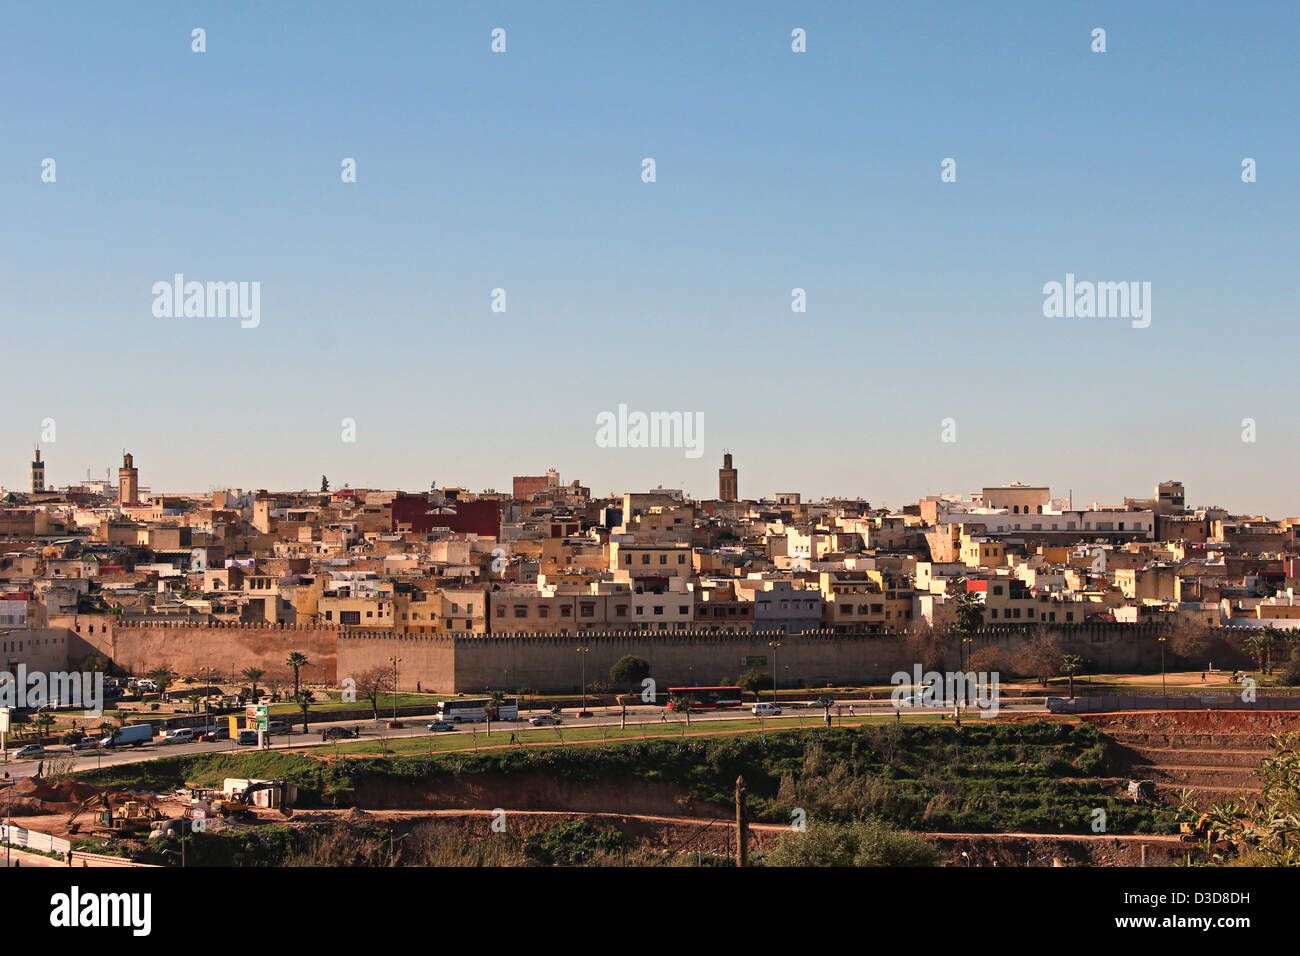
[{"x1": 3, "y1": 450, "x2": 1297, "y2": 656}]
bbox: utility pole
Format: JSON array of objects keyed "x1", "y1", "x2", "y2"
[
  {"x1": 388, "y1": 656, "x2": 401, "y2": 721},
  {"x1": 735, "y1": 775, "x2": 749, "y2": 868}
]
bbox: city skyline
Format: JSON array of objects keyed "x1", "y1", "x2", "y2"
[
  {"x1": 3, "y1": 2, "x2": 1297, "y2": 517},
  {"x1": 1, "y1": 445, "x2": 1283, "y2": 520}
]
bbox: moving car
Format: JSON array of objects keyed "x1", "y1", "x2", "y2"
[
  {"x1": 426, "y1": 720, "x2": 455, "y2": 732},
  {"x1": 529, "y1": 714, "x2": 562, "y2": 726},
  {"x1": 752, "y1": 702, "x2": 783, "y2": 716},
  {"x1": 14, "y1": 745, "x2": 47, "y2": 760},
  {"x1": 321, "y1": 726, "x2": 358, "y2": 740},
  {"x1": 236, "y1": 730, "x2": 260, "y2": 746},
  {"x1": 73, "y1": 737, "x2": 102, "y2": 751},
  {"x1": 199, "y1": 728, "x2": 229, "y2": 742},
  {"x1": 158, "y1": 728, "x2": 197, "y2": 745},
  {"x1": 267, "y1": 721, "x2": 291, "y2": 735}
]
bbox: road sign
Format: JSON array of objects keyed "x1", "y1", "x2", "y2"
[
  {"x1": 245, "y1": 704, "x2": 268, "y2": 730},
  {"x1": 742, "y1": 656, "x2": 767, "y2": 667},
  {"x1": 0, "y1": 707, "x2": 10, "y2": 733}
]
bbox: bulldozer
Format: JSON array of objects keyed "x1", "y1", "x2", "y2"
[{"x1": 68, "y1": 791, "x2": 164, "y2": 836}]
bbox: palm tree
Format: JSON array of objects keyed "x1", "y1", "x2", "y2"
[
  {"x1": 1245, "y1": 630, "x2": 1279, "y2": 677},
  {"x1": 241, "y1": 667, "x2": 266, "y2": 701},
  {"x1": 1060, "y1": 654, "x2": 1085, "y2": 698},
  {"x1": 286, "y1": 652, "x2": 309, "y2": 698},
  {"x1": 294, "y1": 689, "x2": 314, "y2": 735},
  {"x1": 147, "y1": 668, "x2": 175, "y2": 695},
  {"x1": 35, "y1": 711, "x2": 55, "y2": 747}
]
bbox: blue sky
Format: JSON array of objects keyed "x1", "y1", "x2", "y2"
[{"x1": 2, "y1": 2, "x2": 1297, "y2": 515}]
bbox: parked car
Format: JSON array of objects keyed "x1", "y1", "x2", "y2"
[
  {"x1": 267, "y1": 721, "x2": 291, "y2": 735},
  {"x1": 14, "y1": 745, "x2": 47, "y2": 760},
  {"x1": 73, "y1": 737, "x2": 102, "y2": 751},
  {"x1": 199, "y1": 728, "x2": 229, "y2": 742},
  {"x1": 158, "y1": 728, "x2": 197, "y2": 745},
  {"x1": 426, "y1": 721, "x2": 455, "y2": 732},
  {"x1": 236, "y1": 730, "x2": 260, "y2": 746},
  {"x1": 576, "y1": 710, "x2": 594, "y2": 718},
  {"x1": 386, "y1": 720, "x2": 405, "y2": 729},
  {"x1": 530, "y1": 714, "x2": 562, "y2": 726},
  {"x1": 321, "y1": 726, "x2": 358, "y2": 741}
]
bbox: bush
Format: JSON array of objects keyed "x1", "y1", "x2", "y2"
[
  {"x1": 1278, "y1": 649, "x2": 1300, "y2": 687},
  {"x1": 762, "y1": 818, "x2": 940, "y2": 867}
]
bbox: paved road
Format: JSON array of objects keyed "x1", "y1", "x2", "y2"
[{"x1": 0, "y1": 699, "x2": 1047, "y2": 782}]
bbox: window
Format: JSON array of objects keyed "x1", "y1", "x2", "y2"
[
  {"x1": 514, "y1": 606, "x2": 527, "y2": 618},
  {"x1": 641, "y1": 555, "x2": 650, "y2": 565},
  {"x1": 496, "y1": 606, "x2": 505, "y2": 617},
  {"x1": 678, "y1": 555, "x2": 686, "y2": 564},
  {"x1": 680, "y1": 605, "x2": 689, "y2": 615},
  {"x1": 340, "y1": 611, "x2": 360, "y2": 625},
  {"x1": 580, "y1": 604, "x2": 594, "y2": 618},
  {"x1": 654, "y1": 605, "x2": 664, "y2": 616},
  {"x1": 659, "y1": 555, "x2": 667, "y2": 565},
  {"x1": 615, "y1": 605, "x2": 627, "y2": 617},
  {"x1": 560, "y1": 606, "x2": 572, "y2": 617}
]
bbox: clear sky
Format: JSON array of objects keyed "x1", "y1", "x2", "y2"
[{"x1": 2, "y1": 2, "x2": 1297, "y2": 515}]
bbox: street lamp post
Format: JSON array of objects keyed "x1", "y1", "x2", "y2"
[
  {"x1": 576, "y1": 647, "x2": 590, "y2": 710},
  {"x1": 767, "y1": 641, "x2": 783, "y2": 705},
  {"x1": 4, "y1": 771, "x2": 11, "y2": 867},
  {"x1": 1158, "y1": 635, "x2": 1168, "y2": 700}
]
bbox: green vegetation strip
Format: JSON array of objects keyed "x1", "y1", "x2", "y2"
[{"x1": 80, "y1": 720, "x2": 1175, "y2": 836}]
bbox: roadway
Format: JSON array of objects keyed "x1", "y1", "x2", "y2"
[{"x1": 0, "y1": 698, "x2": 1047, "y2": 783}]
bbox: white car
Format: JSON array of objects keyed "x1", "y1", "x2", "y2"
[
  {"x1": 752, "y1": 702, "x2": 782, "y2": 716},
  {"x1": 158, "y1": 728, "x2": 196, "y2": 745}
]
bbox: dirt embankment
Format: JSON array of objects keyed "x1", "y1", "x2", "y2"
[
  {"x1": 2, "y1": 778, "x2": 103, "y2": 816},
  {"x1": 1087, "y1": 710, "x2": 1300, "y2": 806},
  {"x1": 350, "y1": 773, "x2": 729, "y2": 819}
]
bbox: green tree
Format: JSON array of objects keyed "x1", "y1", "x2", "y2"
[
  {"x1": 294, "y1": 689, "x2": 314, "y2": 734},
  {"x1": 241, "y1": 667, "x2": 266, "y2": 701},
  {"x1": 147, "y1": 668, "x2": 175, "y2": 695},
  {"x1": 321, "y1": 475, "x2": 330, "y2": 493},
  {"x1": 738, "y1": 668, "x2": 773, "y2": 702},
  {"x1": 1245, "y1": 629, "x2": 1280, "y2": 677},
  {"x1": 1278, "y1": 648, "x2": 1300, "y2": 688},
  {"x1": 669, "y1": 693, "x2": 692, "y2": 726},
  {"x1": 609, "y1": 655, "x2": 650, "y2": 698},
  {"x1": 1060, "y1": 654, "x2": 1085, "y2": 698},
  {"x1": 286, "y1": 651, "x2": 309, "y2": 698},
  {"x1": 952, "y1": 587, "x2": 985, "y2": 637},
  {"x1": 35, "y1": 711, "x2": 55, "y2": 746}
]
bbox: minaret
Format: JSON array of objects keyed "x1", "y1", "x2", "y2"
[
  {"x1": 31, "y1": 447, "x2": 45, "y2": 494},
  {"x1": 119, "y1": 452, "x2": 139, "y2": 505},
  {"x1": 719, "y1": 452, "x2": 738, "y2": 502}
]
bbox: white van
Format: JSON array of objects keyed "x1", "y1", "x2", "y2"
[{"x1": 752, "y1": 702, "x2": 783, "y2": 717}]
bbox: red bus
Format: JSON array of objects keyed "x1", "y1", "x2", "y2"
[{"x1": 666, "y1": 686, "x2": 744, "y2": 711}]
